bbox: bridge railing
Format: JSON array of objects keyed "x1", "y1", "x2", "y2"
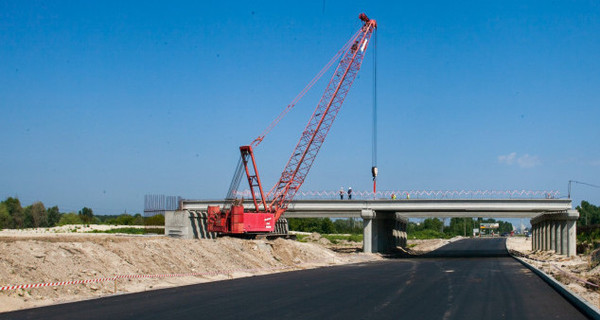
[{"x1": 233, "y1": 190, "x2": 561, "y2": 200}]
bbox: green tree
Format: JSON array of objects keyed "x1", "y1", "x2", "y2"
[
  {"x1": 23, "y1": 205, "x2": 33, "y2": 228},
  {"x1": 320, "y1": 218, "x2": 335, "y2": 234},
  {"x1": 30, "y1": 201, "x2": 47, "y2": 227},
  {"x1": 333, "y1": 218, "x2": 362, "y2": 234},
  {"x1": 0, "y1": 202, "x2": 12, "y2": 229},
  {"x1": 145, "y1": 214, "x2": 165, "y2": 226},
  {"x1": 577, "y1": 201, "x2": 600, "y2": 226},
  {"x1": 5, "y1": 197, "x2": 24, "y2": 229},
  {"x1": 115, "y1": 214, "x2": 134, "y2": 225},
  {"x1": 58, "y1": 212, "x2": 83, "y2": 225},
  {"x1": 288, "y1": 218, "x2": 338, "y2": 234},
  {"x1": 133, "y1": 213, "x2": 144, "y2": 225},
  {"x1": 78, "y1": 207, "x2": 94, "y2": 224},
  {"x1": 423, "y1": 218, "x2": 443, "y2": 232},
  {"x1": 448, "y1": 218, "x2": 476, "y2": 237},
  {"x1": 47, "y1": 206, "x2": 61, "y2": 227}
]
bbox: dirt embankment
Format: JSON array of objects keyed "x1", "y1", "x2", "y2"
[
  {"x1": 506, "y1": 237, "x2": 600, "y2": 308},
  {"x1": 0, "y1": 229, "x2": 377, "y2": 313},
  {"x1": 0, "y1": 226, "x2": 450, "y2": 313}
]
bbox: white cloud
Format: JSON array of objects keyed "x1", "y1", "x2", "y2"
[
  {"x1": 498, "y1": 152, "x2": 541, "y2": 168},
  {"x1": 498, "y1": 152, "x2": 516, "y2": 165},
  {"x1": 517, "y1": 154, "x2": 541, "y2": 168}
]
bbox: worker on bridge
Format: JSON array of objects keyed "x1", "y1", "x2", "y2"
[
  {"x1": 339, "y1": 187, "x2": 344, "y2": 200},
  {"x1": 348, "y1": 187, "x2": 353, "y2": 200}
]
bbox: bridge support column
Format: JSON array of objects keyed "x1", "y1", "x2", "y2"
[
  {"x1": 394, "y1": 213, "x2": 409, "y2": 249},
  {"x1": 534, "y1": 224, "x2": 542, "y2": 250},
  {"x1": 362, "y1": 209, "x2": 374, "y2": 253},
  {"x1": 554, "y1": 221, "x2": 561, "y2": 254},
  {"x1": 531, "y1": 210, "x2": 578, "y2": 257},
  {"x1": 560, "y1": 221, "x2": 568, "y2": 256},
  {"x1": 361, "y1": 210, "x2": 398, "y2": 253},
  {"x1": 567, "y1": 218, "x2": 577, "y2": 257},
  {"x1": 537, "y1": 224, "x2": 541, "y2": 251},
  {"x1": 549, "y1": 222, "x2": 555, "y2": 252},
  {"x1": 538, "y1": 222, "x2": 544, "y2": 250},
  {"x1": 544, "y1": 222, "x2": 549, "y2": 250},
  {"x1": 531, "y1": 224, "x2": 538, "y2": 251},
  {"x1": 544, "y1": 221, "x2": 549, "y2": 250}
]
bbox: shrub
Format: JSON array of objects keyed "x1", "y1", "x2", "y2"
[{"x1": 58, "y1": 213, "x2": 83, "y2": 226}]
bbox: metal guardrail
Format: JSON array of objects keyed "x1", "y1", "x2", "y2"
[{"x1": 233, "y1": 190, "x2": 561, "y2": 200}]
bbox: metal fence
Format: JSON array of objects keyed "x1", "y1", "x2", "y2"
[
  {"x1": 233, "y1": 189, "x2": 560, "y2": 200},
  {"x1": 144, "y1": 194, "x2": 181, "y2": 216}
]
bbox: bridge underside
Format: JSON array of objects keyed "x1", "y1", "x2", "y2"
[{"x1": 172, "y1": 199, "x2": 577, "y2": 256}]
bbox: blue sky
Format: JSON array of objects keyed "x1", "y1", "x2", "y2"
[{"x1": 1, "y1": 1, "x2": 599, "y2": 216}]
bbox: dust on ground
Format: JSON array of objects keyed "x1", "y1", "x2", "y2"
[{"x1": 507, "y1": 237, "x2": 600, "y2": 308}]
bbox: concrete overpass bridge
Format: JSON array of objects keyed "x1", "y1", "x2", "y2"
[{"x1": 161, "y1": 196, "x2": 577, "y2": 256}]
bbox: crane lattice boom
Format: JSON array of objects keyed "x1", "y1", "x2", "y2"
[
  {"x1": 207, "y1": 13, "x2": 377, "y2": 235},
  {"x1": 268, "y1": 14, "x2": 377, "y2": 220}
]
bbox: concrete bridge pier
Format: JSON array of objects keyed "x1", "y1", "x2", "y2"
[
  {"x1": 530, "y1": 210, "x2": 578, "y2": 256},
  {"x1": 394, "y1": 213, "x2": 408, "y2": 249},
  {"x1": 361, "y1": 210, "x2": 408, "y2": 253}
]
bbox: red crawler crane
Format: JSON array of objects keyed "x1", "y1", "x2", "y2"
[{"x1": 207, "y1": 13, "x2": 377, "y2": 235}]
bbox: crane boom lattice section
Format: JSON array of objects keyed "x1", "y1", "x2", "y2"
[{"x1": 268, "y1": 20, "x2": 376, "y2": 217}]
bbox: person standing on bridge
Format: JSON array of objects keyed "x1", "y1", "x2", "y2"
[
  {"x1": 391, "y1": 193, "x2": 396, "y2": 200},
  {"x1": 348, "y1": 187, "x2": 353, "y2": 200},
  {"x1": 339, "y1": 187, "x2": 344, "y2": 200}
]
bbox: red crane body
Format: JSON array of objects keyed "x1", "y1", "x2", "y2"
[{"x1": 207, "y1": 14, "x2": 377, "y2": 235}]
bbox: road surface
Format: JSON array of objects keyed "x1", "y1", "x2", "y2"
[{"x1": 0, "y1": 238, "x2": 589, "y2": 319}]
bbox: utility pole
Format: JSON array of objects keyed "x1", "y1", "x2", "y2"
[{"x1": 568, "y1": 180, "x2": 600, "y2": 198}]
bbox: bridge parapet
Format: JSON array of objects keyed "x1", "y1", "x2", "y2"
[{"x1": 234, "y1": 189, "x2": 561, "y2": 200}]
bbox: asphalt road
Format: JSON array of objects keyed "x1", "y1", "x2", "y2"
[{"x1": 1, "y1": 238, "x2": 590, "y2": 320}]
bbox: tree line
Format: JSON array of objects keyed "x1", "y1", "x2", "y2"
[
  {"x1": 408, "y1": 217, "x2": 513, "y2": 239},
  {"x1": 288, "y1": 216, "x2": 513, "y2": 238},
  {"x1": 287, "y1": 218, "x2": 362, "y2": 234},
  {"x1": 576, "y1": 201, "x2": 600, "y2": 227},
  {"x1": 0, "y1": 197, "x2": 164, "y2": 229}
]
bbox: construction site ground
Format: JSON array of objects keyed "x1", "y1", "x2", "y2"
[
  {"x1": 0, "y1": 225, "x2": 452, "y2": 313},
  {"x1": 506, "y1": 236, "x2": 600, "y2": 309}
]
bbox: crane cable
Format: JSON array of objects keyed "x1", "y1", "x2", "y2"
[{"x1": 371, "y1": 29, "x2": 378, "y2": 196}]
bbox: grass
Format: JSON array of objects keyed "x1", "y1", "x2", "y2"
[
  {"x1": 86, "y1": 227, "x2": 165, "y2": 235},
  {"x1": 294, "y1": 233, "x2": 362, "y2": 244},
  {"x1": 408, "y1": 230, "x2": 453, "y2": 240},
  {"x1": 321, "y1": 234, "x2": 363, "y2": 244},
  {"x1": 296, "y1": 234, "x2": 309, "y2": 242}
]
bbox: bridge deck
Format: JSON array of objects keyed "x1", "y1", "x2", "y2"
[{"x1": 180, "y1": 199, "x2": 572, "y2": 218}]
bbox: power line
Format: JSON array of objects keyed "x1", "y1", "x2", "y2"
[{"x1": 568, "y1": 180, "x2": 600, "y2": 198}]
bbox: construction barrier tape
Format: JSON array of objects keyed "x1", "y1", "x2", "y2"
[{"x1": 0, "y1": 266, "x2": 296, "y2": 291}]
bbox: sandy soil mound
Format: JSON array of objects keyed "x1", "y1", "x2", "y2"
[
  {"x1": 506, "y1": 237, "x2": 600, "y2": 308},
  {"x1": 0, "y1": 232, "x2": 376, "y2": 313},
  {"x1": 405, "y1": 237, "x2": 464, "y2": 255}
]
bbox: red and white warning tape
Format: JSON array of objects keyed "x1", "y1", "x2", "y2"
[{"x1": 0, "y1": 266, "x2": 295, "y2": 291}]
